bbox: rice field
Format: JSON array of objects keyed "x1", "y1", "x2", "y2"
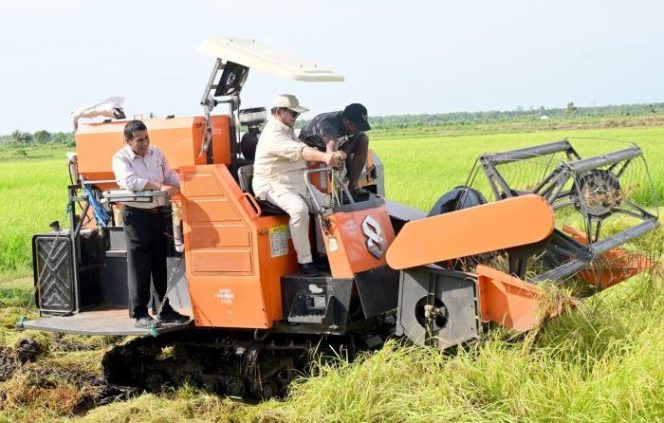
[
  {"x1": 0, "y1": 156, "x2": 71, "y2": 275},
  {"x1": 0, "y1": 125, "x2": 663, "y2": 422},
  {"x1": 375, "y1": 127, "x2": 664, "y2": 211},
  {"x1": 2, "y1": 127, "x2": 663, "y2": 276}
]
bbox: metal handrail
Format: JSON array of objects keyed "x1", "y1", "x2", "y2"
[{"x1": 303, "y1": 167, "x2": 354, "y2": 214}]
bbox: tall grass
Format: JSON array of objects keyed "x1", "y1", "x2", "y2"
[
  {"x1": 243, "y1": 271, "x2": 664, "y2": 422},
  {"x1": 0, "y1": 159, "x2": 71, "y2": 275},
  {"x1": 374, "y1": 127, "x2": 664, "y2": 212}
]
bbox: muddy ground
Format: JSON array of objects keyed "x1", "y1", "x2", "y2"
[{"x1": 0, "y1": 335, "x2": 135, "y2": 417}]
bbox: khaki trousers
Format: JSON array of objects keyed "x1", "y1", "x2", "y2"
[{"x1": 266, "y1": 188, "x2": 328, "y2": 264}]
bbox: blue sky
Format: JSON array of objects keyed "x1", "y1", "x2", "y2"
[{"x1": 1, "y1": 0, "x2": 662, "y2": 133}]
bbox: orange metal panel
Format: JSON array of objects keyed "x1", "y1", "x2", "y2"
[
  {"x1": 323, "y1": 204, "x2": 395, "y2": 278},
  {"x1": 253, "y1": 216, "x2": 299, "y2": 319},
  {"x1": 181, "y1": 165, "x2": 264, "y2": 327},
  {"x1": 183, "y1": 172, "x2": 229, "y2": 197},
  {"x1": 188, "y1": 224, "x2": 251, "y2": 249},
  {"x1": 188, "y1": 277, "x2": 270, "y2": 328},
  {"x1": 476, "y1": 265, "x2": 575, "y2": 332},
  {"x1": 476, "y1": 265, "x2": 543, "y2": 331},
  {"x1": 186, "y1": 199, "x2": 241, "y2": 223},
  {"x1": 191, "y1": 250, "x2": 253, "y2": 273},
  {"x1": 210, "y1": 117, "x2": 232, "y2": 165},
  {"x1": 386, "y1": 194, "x2": 555, "y2": 270},
  {"x1": 75, "y1": 115, "x2": 231, "y2": 187},
  {"x1": 562, "y1": 226, "x2": 653, "y2": 288},
  {"x1": 180, "y1": 164, "x2": 297, "y2": 329}
]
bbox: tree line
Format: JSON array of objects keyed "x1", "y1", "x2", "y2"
[
  {"x1": 360, "y1": 102, "x2": 664, "y2": 129},
  {"x1": 0, "y1": 130, "x2": 74, "y2": 146},
  {"x1": 3, "y1": 102, "x2": 664, "y2": 144}
]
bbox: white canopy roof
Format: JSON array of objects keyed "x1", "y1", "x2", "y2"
[{"x1": 200, "y1": 37, "x2": 344, "y2": 82}]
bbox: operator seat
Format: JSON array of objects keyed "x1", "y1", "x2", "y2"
[
  {"x1": 237, "y1": 165, "x2": 287, "y2": 216},
  {"x1": 238, "y1": 164, "x2": 330, "y2": 272}
]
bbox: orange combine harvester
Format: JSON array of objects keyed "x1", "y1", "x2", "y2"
[{"x1": 23, "y1": 38, "x2": 659, "y2": 398}]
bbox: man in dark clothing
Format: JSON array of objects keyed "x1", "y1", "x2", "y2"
[{"x1": 298, "y1": 103, "x2": 371, "y2": 192}]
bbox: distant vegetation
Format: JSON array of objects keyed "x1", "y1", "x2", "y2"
[
  {"x1": 0, "y1": 130, "x2": 73, "y2": 147},
  {"x1": 3, "y1": 102, "x2": 664, "y2": 149},
  {"x1": 297, "y1": 101, "x2": 664, "y2": 132},
  {"x1": 0, "y1": 130, "x2": 74, "y2": 162},
  {"x1": 366, "y1": 102, "x2": 664, "y2": 130}
]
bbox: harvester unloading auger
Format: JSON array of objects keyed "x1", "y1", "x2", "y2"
[{"x1": 22, "y1": 38, "x2": 659, "y2": 398}]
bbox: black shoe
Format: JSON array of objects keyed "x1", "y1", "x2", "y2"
[
  {"x1": 299, "y1": 262, "x2": 322, "y2": 276},
  {"x1": 313, "y1": 254, "x2": 331, "y2": 272},
  {"x1": 135, "y1": 315, "x2": 161, "y2": 329},
  {"x1": 314, "y1": 260, "x2": 330, "y2": 272},
  {"x1": 350, "y1": 187, "x2": 371, "y2": 202},
  {"x1": 158, "y1": 310, "x2": 190, "y2": 324}
]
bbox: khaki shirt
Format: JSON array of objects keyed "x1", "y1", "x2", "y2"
[{"x1": 252, "y1": 118, "x2": 308, "y2": 199}]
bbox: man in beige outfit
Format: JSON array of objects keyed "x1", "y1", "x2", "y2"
[{"x1": 253, "y1": 94, "x2": 343, "y2": 276}]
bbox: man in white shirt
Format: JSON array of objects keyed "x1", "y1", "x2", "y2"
[
  {"x1": 253, "y1": 95, "x2": 343, "y2": 276},
  {"x1": 112, "y1": 120, "x2": 189, "y2": 328}
]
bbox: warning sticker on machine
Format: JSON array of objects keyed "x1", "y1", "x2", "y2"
[{"x1": 269, "y1": 224, "x2": 290, "y2": 257}]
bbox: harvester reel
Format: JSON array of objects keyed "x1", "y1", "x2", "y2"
[
  {"x1": 476, "y1": 139, "x2": 659, "y2": 284},
  {"x1": 574, "y1": 169, "x2": 622, "y2": 218}
]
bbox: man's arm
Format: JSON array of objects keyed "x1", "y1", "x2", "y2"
[
  {"x1": 112, "y1": 153, "x2": 177, "y2": 195},
  {"x1": 161, "y1": 156, "x2": 180, "y2": 189},
  {"x1": 264, "y1": 129, "x2": 344, "y2": 166},
  {"x1": 112, "y1": 155, "x2": 149, "y2": 191},
  {"x1": 318, "y1": 119, "x2": 346, "y2": 158},
  {"x1": 302, "y1": 145, "x2": 343, "y2": 166},
  {"x1": 159, "y1": 153, "x2": 180, "y2": 197},
  {"x1": 143, "y1": 180, "x2": 177, "y2": 197},
  {"x1": 329, "y1": 136, "x2": 347, "y2": 161},
  {"x1": 324, "y1": 137, "x2": 338, "y2": 153}
]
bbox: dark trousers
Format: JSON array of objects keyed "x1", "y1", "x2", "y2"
[{"x1": 122, "y1": 206, "x2": 173, "y2": 318}]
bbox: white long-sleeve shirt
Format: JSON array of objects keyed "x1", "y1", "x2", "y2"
[{"x1": 112, "y1": 145, "x2": 180, "y2": 191}]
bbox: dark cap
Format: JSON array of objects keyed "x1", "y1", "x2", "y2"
[{"x1": 342, "y1": 103, "x2": 371, "y2": 132}]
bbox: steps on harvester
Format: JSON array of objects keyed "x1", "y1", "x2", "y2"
[{"x1": 280, "y1": 273, "x2": 351, "y2": 330}]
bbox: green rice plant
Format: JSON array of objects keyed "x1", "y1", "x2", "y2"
[
  {"x1": 243, "y1": 271, "x2": 664, "y2": 423},
  {"x1": 373, "y1": 127, "x2": 664, "y2": 212},
  {"x1": 0, "y1": 159, "x2": 71, "y2": 275}
]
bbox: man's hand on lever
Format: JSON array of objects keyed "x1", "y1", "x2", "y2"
[
  {"x1": 302, "y1": 146, "x2": 343, "y2": 168},
  {"x1": 143, "y1": 181, "x2": 162, "y2": 191},
  {"x1": 144, "y1": 181, "x2": 178, "y2": 197},
  {"x1": 324, "y1": 151, "x2": 346, "y2": 168},
  {"x1": 160, "y1": 185, "x2": 179, "y2": 197},
  {"x1": 331, "y1": 151, "x2": 346, "y2": 169}
]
